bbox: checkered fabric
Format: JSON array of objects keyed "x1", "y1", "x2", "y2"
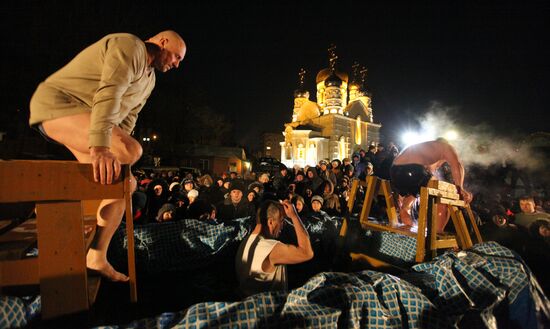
[
  {"x1": 109, "y1": 217, "x2": 253, "y2": 274},
  {"x1": 412, "y1": 241, "x2": 531, "y2": 308},
  {"x1": 3, "y1": 242, "x2": 546, "y2": 328},
  {"x1": 0, "y1": 296, "x2": 27, "y2": 328},
  {"x1": 87, "y1": 242, "x2": 545, "y2": 329},
  {"x1": 372, "y1": 231, "x2": 417, "y2": 263}
]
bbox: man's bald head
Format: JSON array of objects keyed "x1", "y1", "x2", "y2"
[{"x1": 146, "y1": 30, "x2": 186, "y2": 72}]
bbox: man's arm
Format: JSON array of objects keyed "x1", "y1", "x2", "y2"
[
  {"x1": 269, "y1": 200, "x2": 314, "y2": 265},
  {"x1": 443, "y1": 144, "x2": 473, "y2": 203},
  {"x1": 90, "y1": 37, "x2": 141, "y2": 184}
]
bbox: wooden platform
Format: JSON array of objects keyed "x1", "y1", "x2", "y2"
[
  {"x1": 343, "y1": 176, "x2": 482, "y2": 267},
  {"x1": 0, "y1": 160, "x2": 137, "y2": 319}
]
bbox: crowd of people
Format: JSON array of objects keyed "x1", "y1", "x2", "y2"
[
  {"x1": 132, "y1": 140, "x2": 550, "y2": 280},
  {"x1": 132, "y1": 142, "x2": 400, "y2": 226}
]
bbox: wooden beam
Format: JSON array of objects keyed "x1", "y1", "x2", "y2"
[
  {"x1": 0, "y1": 160, "x2": 127, "y2": 203},
  {"x1": 36, "y1": 201, "x2": 89, "y2": 319}
]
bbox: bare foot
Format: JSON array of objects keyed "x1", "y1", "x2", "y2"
[
  {"x1": 87, "y1": 253, "x2": 128, "y2": 282},
  {"x1": 87, "y1": 262, "x2": 129, "y2": 282}
]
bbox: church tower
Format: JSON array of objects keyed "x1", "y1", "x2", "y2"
[
  {"x1": 278, "y1": 46, "x2": 381, "y2": 168},
  {"x1": 316, "y1": 45, "x2": 349, "y2": 115}
]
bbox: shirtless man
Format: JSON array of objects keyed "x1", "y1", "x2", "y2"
[
  {"x1": 29, "y1": 31, "x2": 186, "y2": 281},
  {"x1": 390, "y1": 138, "x2": 473, "y2": 233}
]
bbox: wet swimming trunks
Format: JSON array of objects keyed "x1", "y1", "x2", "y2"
[{"x1": 390, "y1": 164, "x2": 432, "y2": 196}]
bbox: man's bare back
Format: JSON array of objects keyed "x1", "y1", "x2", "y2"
[
  {"x1": 390, "y1": 139, "x2": 472, "y2": 232},
  {"x1": 393, "y1": 140, "x2": 456, "y2": 174}
]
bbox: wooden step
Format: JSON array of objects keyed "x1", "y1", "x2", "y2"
[{"x1": 361, "y1": 221, "x2": 418, "y2": 237}]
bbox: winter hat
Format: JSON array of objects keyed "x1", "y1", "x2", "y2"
[
  {"x1": 311, "y1": 195, "x2": 324, "y2": 205},
  {"x1": 230, "y1": 180, "x2": 245, "y2": 193},
  {"x1": 187, "y1": 189, "x2": 199, "y2": 198},
  {"x1": 169, "y1": 182, "x2": 181, "y2": 192},
  {"x1": 156, "y1": 203, "x2": 176, "y2": 221}
]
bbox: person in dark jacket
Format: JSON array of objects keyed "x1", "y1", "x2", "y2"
[
  {"x1": 272, "y1": 164, "x2": 291, "y2": 200},
  {"x1": 145, "y1": 178, "x2": 170, "y2": 222},
  {"x1": 216, "y1": 180, "x2": 255, "y2": 223},
  {"x1": 305, "y1": 167, "x2": 324, "y2": 195}
]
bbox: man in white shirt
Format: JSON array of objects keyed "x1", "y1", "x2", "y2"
[{"x1": 235, "y1": 199, "x2": 313, "y2": 297}]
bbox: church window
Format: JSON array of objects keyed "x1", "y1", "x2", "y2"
[
  {"x1": 355, "y1": 116, "x2": 362, "y2": 144},
  {"x1": 338, "y1": 136, "x2": 346, "y2": 159},
  {"x1": 285, "y1": 143, "x2": 292, "y2": 160},
  {"x1": 297, "y1": 144, "x2": 305, "y2": 160}
]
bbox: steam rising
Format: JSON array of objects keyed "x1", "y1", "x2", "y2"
[{"x1": 405, "y1": 102, "x2": 544, "y2": 172}]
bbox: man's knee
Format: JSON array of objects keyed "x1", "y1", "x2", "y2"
[{"x1": 117, "y1": 139, "x2": 143, "y2": 164}]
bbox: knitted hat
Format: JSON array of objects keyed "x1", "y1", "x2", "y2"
[
  {"x1": 230, "y1": 181, "x2": 245, "y2": 193},
  {"x1": 187, "y1": 189, "x2": 199, "y2": 198},
  {"x1": 311, "y1": 195, "x2": 324, "y2": 205},
  {"x1": 156, "y1": 203, "x2": 176, "y2": 221},
  {"x1": 169, "y1": 182, "x2": 181, "y2": 191}
]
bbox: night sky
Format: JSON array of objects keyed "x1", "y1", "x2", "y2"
[{"x1": 1, "y1": 1, "x2": 548, "y2": 151}]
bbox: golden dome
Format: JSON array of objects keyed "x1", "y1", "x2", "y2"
[
  {"x1": 315, "y1": 68, "x2": 349, "y2": 84},
  {"x1": 296, "y1": 100, "x2": 321, "y2": 122}
]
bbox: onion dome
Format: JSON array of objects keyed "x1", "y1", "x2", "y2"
[
  {"x1": 325, "y1": 71, "x2": 342, "y2": 87},
  {"x1": 294, "y1": 88, "x2": 310, "y2": 99},
  {"x1": 316, "y1": 68, "x2": 348, "y2": 84}
]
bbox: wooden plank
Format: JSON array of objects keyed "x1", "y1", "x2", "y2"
[
  {"x1": 433, "y1": 237, "x2": 458, "y2": 249},
  {"x1": 465, "y1": 205, "x2": 483, "y2": 244},
  {"x1": 426, "y1": 188, "x2": 460, "y2": 200},
  {"x1": 361, "y1": 221, "x2": 417, "y2": 237},
  {"x1": 427, "y1": 180, "x2": 457, "y2": 193},
  {"x1": 436, "y1": 197, "x2": 465, "y2": 207},
  {"x1": 379, "y1": 180, "x2": 398, "y2": 226},
  {"x1": 429, "y1": 198, "x2": 439, "y2": 259},
  {"x1": 455, "y1": 207, "x2": 473, "y2": 248},
  {"x1": 82, "y1": 200, "x2": 101, "y2": 217},
  {"x1": 36, "y1": 201, "x2": 89, "y2": 319},
  {"x1": 338, "y1": 216, "x2": 349, "y2": 237},
  {"x1": 124, "y1": 166, "x2": 137, "y2": 303},
  {"x1": 0, "y1": 161, "x2": 127, "y2": 203},
  {"x1": 347, "y1": 180, "x2": 359, "y2": 213},
  {"x1": 359, "y1": 176, "x2": 379, "y2": 226},
  {"x1": 415, "y1": 187, "x2": 430, "y2": 262},
  {"x1": 0, "y1": 258, "x2": 39, "y2": 286}
]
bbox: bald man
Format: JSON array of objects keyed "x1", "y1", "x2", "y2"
[
  {"x1": 391, "y1": 139, "x2": 473, "y2": 233},
  {"x1": 29, "y1": 31, "x2": 186, "y2": 281}
]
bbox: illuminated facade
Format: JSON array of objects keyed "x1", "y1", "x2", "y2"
[{"x1": 281, "y1": 47, "x2": 381, "y2": 168}]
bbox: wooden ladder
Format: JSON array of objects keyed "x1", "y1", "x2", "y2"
[
  {"x1": 0, "y1": 160, "x2": 137, "y2": 319},
  {"x1": 342, "y1": 176, "x2": 482, "y2": 265}
]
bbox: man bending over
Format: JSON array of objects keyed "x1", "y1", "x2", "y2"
[
  {"x1": 29, "y1": 30, "x2": 186, "y2": 281},
  {"x1": 390, "y1": 138, "x2": 473, "y2": 233}
]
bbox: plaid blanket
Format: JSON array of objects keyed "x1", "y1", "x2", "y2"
[
  {"x1": 109, "y1": 217, "x2": 253, "y2": 274},
  {"x1": 92, "y1": 242, "x2": 548, "y2": 329}
]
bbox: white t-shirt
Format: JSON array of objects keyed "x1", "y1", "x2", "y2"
[{"x1": 235, "y1": 233, "x2": 287, "y2": 297}]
